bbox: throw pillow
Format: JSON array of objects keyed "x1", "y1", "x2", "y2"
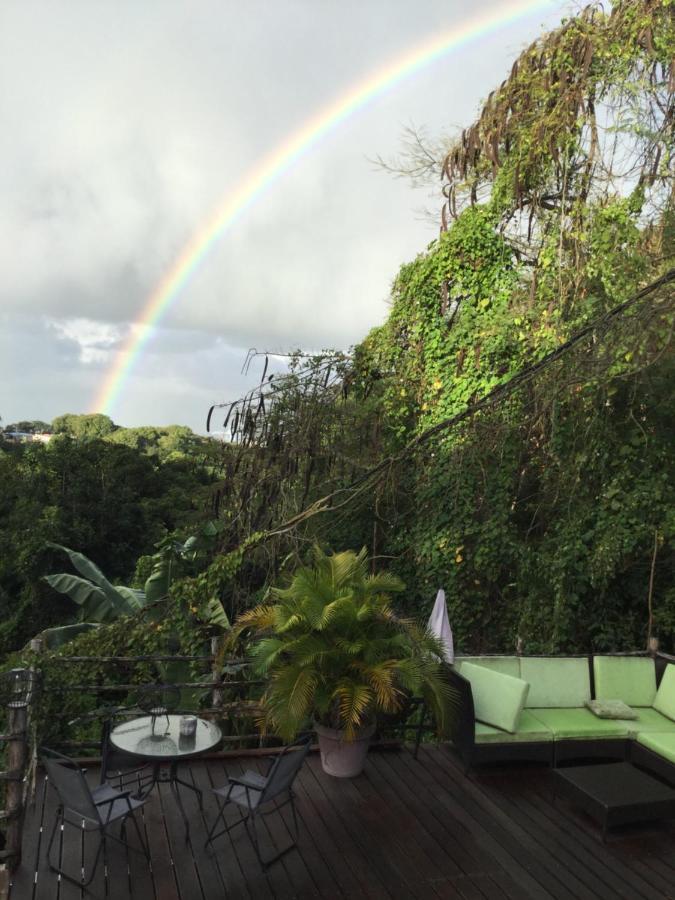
[{"x1": 585, "y1": 699, "x2": 637, "y2": 720}]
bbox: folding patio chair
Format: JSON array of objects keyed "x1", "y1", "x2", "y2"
[
  {"x1": 204, "y1": 735, "x2": 311, "y2": 870},
  {"x1": 100, "y1": 714, "x2": 155, "y2": 798},
  {"x1": 68, "y1": 705, "x2": 154, "y2": 798},
  {"x1": 41, "y1": 747, "x2": 150, "y2": 886}
]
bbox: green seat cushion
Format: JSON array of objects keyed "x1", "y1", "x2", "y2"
[
  {"x1": 521, "y1": 657, "x2": 591, "y2": 708},
  {"x1": 454, "y1": 656, "x2": 521, "y2": 678},
  {"x1": 636, "y1": 731, "x2": 675, "y2": 765},
  {"x1": 528, "y1": 708, "x2": 630, "y2": 739},
  {"x1": 461, "y1": 661, "x2": 529, "y2": 733},
  {"x1": 653, "y1": 664, "x2": 675, "y2": 722},
  {"x1": 475, "y1": 710, "x2": 554, "y2": 744},
  {"x1": 626, "y1": 708, "x2": 675, "y2": 737},
  {"x1": 593, "y1": 656, "x2": 656, "y2": 706}
]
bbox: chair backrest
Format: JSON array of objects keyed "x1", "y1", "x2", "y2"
[
  {"x1": 100, "y1": 717, "x2": 139, "y2": 785},
  {"x1": 260, "y1": 736, "x2": 311, "y2": 805},
  {"x1": 41, "y1": 748, "x2": 100, "y2": 824},
  {"x1": 136, "y1": 685, "x2": 180, "y2": 715}
]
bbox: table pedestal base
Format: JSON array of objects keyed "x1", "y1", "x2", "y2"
[{"x1": 146, "y1": 760, "x2": 203, "y2": 841}]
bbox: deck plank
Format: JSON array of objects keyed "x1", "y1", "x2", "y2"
[
  {"x1": 9, "y1": 748, "x2": 675, "y2": 900},
  {"x1": 291, "y1": 758, "x2": 389, "y2": 900},
  {"x1": 201, "y1": 758, "x2": 279, "y2": 899},
  {"x1": 247, "y1": 757, "x2": 336, "y2": 899},
  {"x1": 142, "y1": 775, "x2": 180, "y2": 900},
  {"x1": 12, "y1": 771, "x2": 47, "y2": 900},
  {"x1": 32, "y1": 773, "x2": 58, "y2": 900},
  {"x1": 225, "y1": 757, "x2": 313, "y2": 899},
  {"x1": 305, "y1": 753, "x2": 432, "y2": 900},
  {"x1": 378, "y1": 751, "x2": 540, "y2": 897},
  {"x1": 175, "y1": 764, "x2": 232, "y2": 900}
]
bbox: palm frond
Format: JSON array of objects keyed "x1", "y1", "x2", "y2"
[
  {"x1": 228, "y1": 603, "x2": 277, "y2": 645},
  {"x1": 357, "y1": 660, "x2": 404, "y2": 712},
  {"x1": 249, "y1": 637, "x2": 286, "y2": 673},
  {"x1": 332, "y1": 678, "x2": 374, "y2": 740}
]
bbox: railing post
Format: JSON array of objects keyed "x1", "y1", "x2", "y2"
[
  {"x1": 0, "y1": 668, "x2": 32, "y2": 884},
  {"x1": 211, "y1": 636, "x2": 225, "y2": 709}
]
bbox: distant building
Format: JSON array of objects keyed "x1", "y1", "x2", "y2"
[{"x1": 2, "y1": 432, "x2": 53, "y2": 444}]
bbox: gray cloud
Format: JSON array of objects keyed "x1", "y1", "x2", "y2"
[{"x1": 0, "y1": 0, "x2": 569, "y2": 429}]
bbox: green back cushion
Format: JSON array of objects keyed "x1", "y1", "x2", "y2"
[
  {"x1": 653, "y1": 664, "x2": 675, "y2": 722},
  {"x1": 593, "y1": 656, "x2": 656, "y2": 706},
  {"x1": 454, "y1": 656, "x2": 521, "y2": 678},
  {"x1": 521, "y1": 657, "x2": 591, "y2": 708},
  {"x1": 461, "y1": 662, "x2": 529, "y2": 733}
]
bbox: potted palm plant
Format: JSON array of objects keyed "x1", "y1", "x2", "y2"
[{"x1": 231, "y1": 546, "x2": 456, "y2": 777}]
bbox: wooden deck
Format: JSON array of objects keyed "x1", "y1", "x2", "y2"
[{"x1": 10, "y1": 746, "x2": 675, "y2": 900}]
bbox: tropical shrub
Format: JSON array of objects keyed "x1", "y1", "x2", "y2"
[{"x1": 231, "y1": 547, "x2": 457, "y2": 741}]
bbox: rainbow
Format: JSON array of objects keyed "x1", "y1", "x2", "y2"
[{"x1": 94, "y1": 0, "x2": 553, "y2": 417}]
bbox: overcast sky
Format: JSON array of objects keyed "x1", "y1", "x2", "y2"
[{"x1": 0, "y1": 0, "x2": 570, "y2": 433}]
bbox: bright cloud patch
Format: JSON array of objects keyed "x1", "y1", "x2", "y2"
[{"x1": 48, "y1": 318, "x2": 122, "y2": 365}]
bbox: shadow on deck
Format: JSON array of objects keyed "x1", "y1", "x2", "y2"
[{"x1": 10, "y1": 745, "x2": 675, "y2": 899}]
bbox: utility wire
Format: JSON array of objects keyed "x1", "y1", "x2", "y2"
[{"x1": 268, "y1": 267, "x2": 675, "y2": 536}]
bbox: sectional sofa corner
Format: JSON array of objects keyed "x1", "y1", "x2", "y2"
[{"x1": 445, "y1": 653, "x2": 675, "y2": 780}]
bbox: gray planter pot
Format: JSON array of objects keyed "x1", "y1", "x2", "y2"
[{"x1": 314, "y1": 722, "x2": 376, "y2": 777}]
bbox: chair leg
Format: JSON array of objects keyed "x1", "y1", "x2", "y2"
[
  {"x1": 45, "y1": 807, "x2": 63, "y2": 874},
  {"x1": 127, "y1": 811, "x2": 151, "y2": 860},
  {"x1": 47, "y1": 810, "x2": 104, "y2": 888},
  {"x1": 204, "y1": 797, "x2": 230, "y2": 847},
  {"x1": 413, "y1": 704, "x2": 426, "y2": 759},
  {"x1": 245, "y1": 812, "x2": 265, "y2": 868},
  {"x1": 290, "y1": 794, "x2": 299, "y2": 840},
  {"x1": 245, "y1": 800, "x2": 300, "y2": 871}
]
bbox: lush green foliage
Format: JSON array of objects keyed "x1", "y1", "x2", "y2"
[
  {"x1": 200, "y1": 1, "x2": 675, "y2": 655},
  {"x1": 0, "y1": 424, "x2": 216, "y2": 657},
  {"x1": 51, "y1": 413, "x2": 118, "y2": 439},
  {"x1": 231, "y1": 547, "x2": 456, "y2": 740},
  {"x1": 2, "y1": 1, "x2": 673, "y2": 691},
  {"x1": 342, "y1": 0, "x2": 675, "y2": 652}
]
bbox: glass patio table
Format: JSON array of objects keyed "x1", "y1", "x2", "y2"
[{"x1": 110, "y1": 714, "x2": 222, "y2": 839}]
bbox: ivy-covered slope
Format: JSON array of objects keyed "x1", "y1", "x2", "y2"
[
  {"x1": 354, "y1": 210, "x2": 673, "y2": 652},
  {"x1": 346, "y1": 0, "x2": 675, "y2": 652}
]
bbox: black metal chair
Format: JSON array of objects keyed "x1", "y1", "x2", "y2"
[
  {"x1": 135, "y1": 684, "x2": 181, "y2": 734},
  {"x1": 204, "y1": 735, "x2": 311, "y2": 870},
  {"x1": 100, "y1": 715, "x2": 155, "y2": 798},
  {"x1": 376, "y1": 694, "x2": 427, "y2": 758},
  {"x1": 68, "y1": 705, "x2": 154, "y2": 798},
  {"x1": 41, "y1": 747, "x2": 150, "y2": 886}
]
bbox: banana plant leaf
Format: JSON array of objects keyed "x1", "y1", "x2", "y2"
[
  {"x1": 35, "y1": 623, "x2": 101, "y2": 650},
  {"x1": 144, "y1": 557, "x2": 174, "y2": 604},
  {"x1": 113, "y1": 585, "x2": 147, "y2": 611},
  {"x1": 45, "y1": 543, "x2": 142, "y2": 618},
  {"x1": 204, "y1": 597, "x2": 230, "y2": 630},
  {"x1": 42, "y1": 574, "x2": 112, "y2": 622}
]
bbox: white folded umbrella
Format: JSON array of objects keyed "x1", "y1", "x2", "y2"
[{"x1": 427, "y1": 588, "x2": 454, "y2": 663}]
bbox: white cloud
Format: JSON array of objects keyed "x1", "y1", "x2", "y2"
[{"x1": 47, "y1": 318, "x2": 122, "y2": 365}]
